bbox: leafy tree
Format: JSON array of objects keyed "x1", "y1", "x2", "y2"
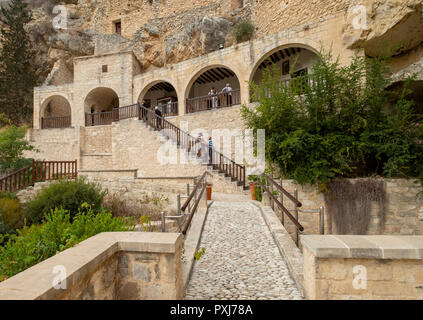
[
  {"x1": 241, "y1": 52, "x2": 423, "y2": 188},
  {"x1": 0, "y1": 0, "x2": 37, "y2": 125},
  {"x1": 0, "y1": 125, "x2": 35, "y2": 175}
]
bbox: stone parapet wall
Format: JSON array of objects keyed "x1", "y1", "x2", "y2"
[
  {"x1": 0, "y1": 232, "x2": 183, "y2": 300},
  {"x1": 301, "y1": 235, "x2": 423, "y2": 300}
]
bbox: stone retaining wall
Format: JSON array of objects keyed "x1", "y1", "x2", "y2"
[
  {"x1": 301, "y1": 235, "x2": 423, "y2": 300},
  {"x1": 0, "y1": 232, "x2": 183, "y2": 300},
  {"x1": 264, "y1": 178, "x2": 423, "y2": 237}
]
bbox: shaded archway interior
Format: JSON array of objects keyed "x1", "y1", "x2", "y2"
[
  {"x1": 84, "y1": 87, "x2": 119, "y2": 113},
  {"x1": 188, "y1": 67, "x2": 241, "y2": 99},
  {"x1": 251, "y1": 47, "x2": 319, "y2": 85},
  {"x1": 140, "y1": 82, "x2": 178, "y2": 110},
  {"x1": 41, "y1": 96, "x2": 71, "y2": 118}
]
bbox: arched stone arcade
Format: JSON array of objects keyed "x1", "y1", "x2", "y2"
[
  {"x1": 185, "y1": 65, "x2": 241, "y2": 113},
  {"x1": 250, "y1": 44, "x2": 320, "y2": 94},
  {"x1": 40, "y1": 95, "x2": 72, "y2": 129},
  {"x1": 84, "y1": 87, "x2": 120, "y2": 126},
  {"x1": 138, "y1": 81, "x2": 179, "y2": 116}
]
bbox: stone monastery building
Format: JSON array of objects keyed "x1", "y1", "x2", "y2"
[{"x1": 28, "y1": 0, "x2": 423, "y2": 180}]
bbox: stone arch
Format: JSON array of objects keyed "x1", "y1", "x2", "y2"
[
  {"x1": 249, "y1": 43, "x2": 320, "y2": 84},
  {"x1": 184, "y1": 64, "x2": 242, "y2": 100},
  {"x1": 184, "y1": 65, "x2": 242, "y2": 113},
  {"x1": 137, "y1": 80, "x2": 179, "y2": 116},
  {"x1": 40, "y1": 95, "x2": 72, "y2": 128},
  {"x1": 84, "y1": 87, "x2": 120, "y2": 114}
]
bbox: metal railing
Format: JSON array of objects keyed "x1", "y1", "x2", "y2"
[
  {"x1": 41, "y1": 116, "x2": 71, "y2": 129},
  {"x1": 186, "y1": 89, "x2": 241, "y2": 114},
  {"x1": 0, "y1": 160, "x2": 78, "y2": 193},
  {"x1": 257, "y1": 174, "x2": 324, "y2": 245},
  {"x1": 161, "y1": 172, "x2": 209, "y2": 234},
  {"x1": 138, "y1": 103, "x2": 247, "y2": 189}
]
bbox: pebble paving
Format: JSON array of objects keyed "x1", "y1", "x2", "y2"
[{"x1": 184, "y1": 201, "x2": 303, "y2": 300}]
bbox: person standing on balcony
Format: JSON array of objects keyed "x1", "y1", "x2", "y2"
[
  {"x1": 154, "y1": 106, "x2": 162, "y2": 129},
  {"x1": 221, "y1": 83, "x2": 232, "y2": 107},
  {"x1": 210, "y1": 87, "x2": 218, "y2": 109}
]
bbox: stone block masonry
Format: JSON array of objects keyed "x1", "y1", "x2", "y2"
[
  {"x1": 302, "y1": 235, "x2": 423, "y2": 300},
  {"x1": 270, "y1": 178, "x2": 423, "y2": 238},
  {"x1": 0, "y1": 232, "x2": 183, "y2": 300}
]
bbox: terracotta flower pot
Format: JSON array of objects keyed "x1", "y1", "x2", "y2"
[
  {"x1": 250, "y1": 182, "x2": 256, "y2": 200},
  {"x1": 206, "y1": 184, "x2": 213, "y2": 200}
]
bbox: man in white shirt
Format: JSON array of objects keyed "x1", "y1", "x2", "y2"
[{"x1": 221, "y1": 83, "x2": 232, "y2": 106}]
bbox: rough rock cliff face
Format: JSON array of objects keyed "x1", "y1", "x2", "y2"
[
  {"x1": 22, "y1": 0, "x2": 423, "y2": 87},
  {"x1": 26, "y1": 0, "x2": 250, "y2": 85}
]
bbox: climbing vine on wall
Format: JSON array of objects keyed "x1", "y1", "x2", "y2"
[{"x1": 323, "y1": 178, "x2": 386, "y2": 235}]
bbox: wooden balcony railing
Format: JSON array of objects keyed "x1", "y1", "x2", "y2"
[
  {"x1": 41, "y1": 116, "x2": 71, "y2": 129},
  {"x1": 159, "y1": 102, "x2": 178, "y2": 117},
  {"x1": 85, "y1": 111, "x2": 114, "y2": 126},
  {"x1": 186, "y1": 89, "x2": 241, "y2": 114},
  {"x1": 85, "y1": 102, "x2": 178, "y2": 127},
  {"x1": 0, "y1": 160, "x2": 78, "y2": 193}
]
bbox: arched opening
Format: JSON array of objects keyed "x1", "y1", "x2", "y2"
[
  {"x1": 138, "y1": 81, "x2": 178, "y2": 117},
  {"x1": 250, "y1": 46, "x2": 320, "y2": 100},
  {"x1": 185, "y1": 66, "x2": 241, "y2": 113},
  {"x1": 84, "y1": 87, "x2": 119, "y2": 126},
  {"x1": 40, "y1": 95, "x2": 71, "y2": 129}
]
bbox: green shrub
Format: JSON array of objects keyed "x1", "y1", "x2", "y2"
[
  {"x1": 0, "y1": 192, "x2": 22, "y2": 235},
  {"x1": 0, "y1": 126, "x2": 35, "y2": 175},
  {"x1": 233, "y1": 20, "x2": 254, "y2": 43},
  {"x1": 0, "y1": 198, "x2": 24, "y2": 232},
  {"x1": 0, "y1": 191, "x2": 18, "y2": 201},
  {"x1": 25, "y1": 178, "x2": 107, "y2": 224},
  {"x1": 0, "y1": 206, "x2": 134, "y2": 280},
  {"x1": 241, "y1": 52, "x2": 423, "y2": 188}
]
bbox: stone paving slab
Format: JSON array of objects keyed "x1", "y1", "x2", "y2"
[{"x1": 184, "y1": 201, "x2": 303, "y2": 300}]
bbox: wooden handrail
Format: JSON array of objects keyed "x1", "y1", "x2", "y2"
[
  {"x1": 0, "y1": 160, "x2": 77, "y2": 193},
  {"x1": 181, "y1": 172, "x2": 208, "y2": 212},
  {"x1": 181, "y1": 172, "x2": 209, "y2": 235},
  {"x1": 263, "y1": 174, "x2": 302, "y2": 208},
  {"x1": 261, "y1": 182, "x2": 304, "y2": 232}
]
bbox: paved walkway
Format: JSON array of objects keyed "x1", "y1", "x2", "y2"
[{"x1": 184, "y1": 201, "x2": 303, "y2": 300}]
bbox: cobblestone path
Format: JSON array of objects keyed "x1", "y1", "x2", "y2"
[{"x1": 184, "y1": 201, "x2": 303, "y2": 300}]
